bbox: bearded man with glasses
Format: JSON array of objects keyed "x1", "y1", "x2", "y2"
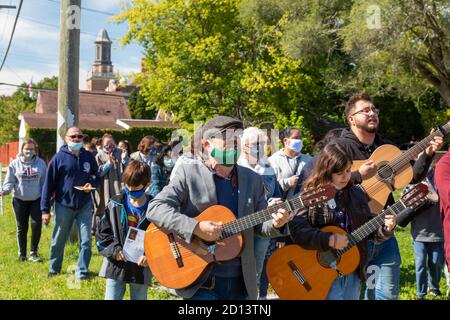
[{"x1": 336, "y1": 92, "x2": 443, "y2": 300}]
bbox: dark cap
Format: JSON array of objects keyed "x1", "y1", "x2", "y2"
[{"x1": 201, "y1": 116, "x2": 244, "y2": 140}]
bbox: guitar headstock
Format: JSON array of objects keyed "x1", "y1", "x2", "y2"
[
  {"x1": 439, "y1": 121, "x2": 450, "y2": 135},
  {"x1": 300, "y1": 183, "x2": 337, "y2": 207},
  {"x1": 401, "y1": 182, "x2": 429, "y2": 210}
]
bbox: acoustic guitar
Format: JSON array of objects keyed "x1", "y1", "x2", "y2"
[
  {"x1": 351, "y1": 122, "x2": 449, "y2": 213},
  {"x1": 144, "y1": 184, "x2": 336, "y2": 290},
  {"x1": 266, "y1": 182, "x2": 429, "y2": 300}
]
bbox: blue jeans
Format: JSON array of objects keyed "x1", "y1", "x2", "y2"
[
  {"x1": 327, "y1": 272, "x2": 361, "y2": 300},
  {"x1": 254, "y1": 235, "x2": 270, "y2": 291},
  {"x1": 186, "y1": 275, "x2": 248, "y2": 300},
  {"x1": 105, "y1": 278, "x2": 148, "y2": 300},
  {"x1": 412, "y1": 240, "x2": 444, "y2": 297},
  {"x1": 259, "y1": 238, "x2": 279, "y2": 298},
  {"x1": 364, "y1": 236, "x2": 402, "y2": 300},
  {"x1": 49, "y1": 202, "x2": 92, "y2": 278}
]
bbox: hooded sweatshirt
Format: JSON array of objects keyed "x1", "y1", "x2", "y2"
[
  {"x1": 336, "y1": 128, "x2": 432, "y2": 208},
  {"x1": 2, "y1": 154, "x2": 47, "y2": 201},
  {"x1": 40, "y1": 145, "x2": 100, "y2": 212}
]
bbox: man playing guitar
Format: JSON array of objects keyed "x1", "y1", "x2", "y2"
[
  {"x1": 336, "y1": 92, "x2": 444, "y2": 300},
  {"x1": 145, "y1": 116, "x2": 290, "y2": 300}
]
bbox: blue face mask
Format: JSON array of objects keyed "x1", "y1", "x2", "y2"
[
  {"x1": 164, "y1": 159, "x2": 175, "y2": 168},
  {"x1": 68, "y1": 141, "x2": 83, "y2": 151},
  {"x1": 124, "y1": 186, "x2": 146, "y2": 200}
]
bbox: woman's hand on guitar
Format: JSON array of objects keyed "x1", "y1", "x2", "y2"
[
  {"x1": 383, "y1": 214, "x2": 396, "y2": 232},
  {"x1": 271, "y1": 208, "x2": 289, "y2": 228},
  {"x1": 358, "y1": 160, "x2": 377, "y2": 180},
  {"x1": 425, "y1": 133, "x2": 444, "y2": 156},
  {"x1": 193, "y1": 221, "x2": 223, "y2": 242},
  {"x1": 329, "y1": 233, "x2": 349, "y2": 250}
]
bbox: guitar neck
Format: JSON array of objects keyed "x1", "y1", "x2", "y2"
[
  {"x1": 392, "y1": 122, "x2": 450, "y2": 171},
  {"x1": 220, "y1": 197, "x2": 305, "y2": 239},
  {"x1": 335, "y1": 200, "x2": 407, "y2": 257}
]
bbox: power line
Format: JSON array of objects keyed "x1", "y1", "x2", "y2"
[
  {"x1": 46, "y1": 0, "x2": 116, "y2": 16},
  {"x1": 0, "y1": 12, "x2": 98, "y2": 39},
  {"x1": 0, "y1": 0, "x2": 23, "y2": 73},
  {"x1": 4, "y1": 63, "x2": 27, "y2": 83},
  {"x1": 0, "y1": 50, "x2": 57, "y2": 64},
  {"x1": 0, "y1": 82, "x2": 132, "y2": 97}
]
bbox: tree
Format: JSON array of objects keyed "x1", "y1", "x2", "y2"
[
  {"x1": 241, "y1": 0, "x2": 448, "y2": 142},
  {"x1": 115, "y1": 0, "x2": 324, "y2": 152},
  {"x1": 128, "y1": 89, "x2": 157, "y2": 119},
  {"x1": 0, "y1": 76, "x2": 58, "y2": 144},
  {"x1": 340, "y1": 0, "x2": 450, "y2": 109}
]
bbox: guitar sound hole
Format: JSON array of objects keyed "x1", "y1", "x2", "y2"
[
  {"x1": 317, "y1": 250, "x2": 339, "y2": 268},
  {"x1": 377, "y1": 162, "x2": 393, "y2": 180}
]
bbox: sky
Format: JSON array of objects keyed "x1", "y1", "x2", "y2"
[{"x1": 0, "y1": 0, "x2": 142, "y2": 95}]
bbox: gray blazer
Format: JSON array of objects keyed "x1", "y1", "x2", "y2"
[{"x1": 146, "y1": 161, "x2": 288, "y2": 299}]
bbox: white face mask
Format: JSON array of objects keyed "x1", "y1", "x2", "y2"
[{"x1": 288, "y1": 139, "x2": 303, "y2": 153}]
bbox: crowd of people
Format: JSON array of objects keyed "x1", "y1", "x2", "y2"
[{"x1": 1, "y1": 92, "x2": 449, "y2": 301}]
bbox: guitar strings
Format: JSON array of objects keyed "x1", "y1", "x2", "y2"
[{"x1": 360, "y1": 128, "x2": 446, "y2": 196}]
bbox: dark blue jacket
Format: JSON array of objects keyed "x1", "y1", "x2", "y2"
[{"x1": 41, "y1": 145, "x2": 100, "y2": 212}]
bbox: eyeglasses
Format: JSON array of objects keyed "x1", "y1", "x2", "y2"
[
  {"x1": 66, "y1": 134, "x2": 84, "y2": 139},
  {"x1": 351, "y1": 107, "x2": 380, "y2": 116}
]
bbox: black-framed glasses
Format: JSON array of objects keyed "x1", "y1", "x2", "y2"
[
  {"x1": 66, "y1": 134, "x2": 84, "y2": 139},
  {"x1": 351, "y1": 107, "x2": 380, "y2": 116}
]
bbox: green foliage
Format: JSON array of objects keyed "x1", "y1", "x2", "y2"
[
  {"x1": 28, "y1": 127, "x2": 173, "y2": 162},
  {"x1": 0, "y1": 76, "x2": 59, "y2": 144},
  {"x1": 115, "y1": 0, "x2": 337, "y2": 145},
  {"x1": 374, "y1": 95, "x2": 424, "y2": 143},
  {"x1": 0, "y1": 97, "x2": 34, "y2": 144},
  {"x1": 114, "y1": 0, "x2": 449, "y2": 148},
  {"x1": 340, "y1": 0, "x2": 450, "y2": 108},
  {"x1": 127, "y1": 89, "x2": 157, "y2": 119}
]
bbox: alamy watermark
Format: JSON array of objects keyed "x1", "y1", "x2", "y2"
[{"x1": 366, "y1": 5, "x2": 382, "y2": 30}]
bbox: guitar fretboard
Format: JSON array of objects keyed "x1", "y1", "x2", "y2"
[
  {"x1": 391, "y1": 122, "x2": 450, "y2": 172},
  {"x1": 220, "y1": 197, "x2": 305, "y2": 239},
  {"x1": 334, "y1": 200, "x2": 407, "y2": 257}
]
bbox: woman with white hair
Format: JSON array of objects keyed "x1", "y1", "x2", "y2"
[{"x1": 238, "y1": 127, "x2": 282, "y2": 299}]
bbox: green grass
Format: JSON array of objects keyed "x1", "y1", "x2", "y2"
[
  {"x1": 394, "y1": 189, "x2": 449, "y2": 300},
  {"x1": 0, "y1": 194, "x2": 173, "y2": 300},
  {"x1": 0, "y1": 193, "x2": 448, "y2": 299}
]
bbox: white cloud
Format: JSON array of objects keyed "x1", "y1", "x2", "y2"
[
  {"x1": 14, "y1": 18, "x2": 59, "y2": 42},
  {"x1": 0, "y1": 66, "x2": 58, "y2": 95}
]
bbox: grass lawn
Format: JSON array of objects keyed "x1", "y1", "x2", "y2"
[
  {"x1": 0, "y1": 193, "x2": 448, "y2": 300},
  {"x1": 0, "y1": 194, "x2": 172, "y2": 300}
]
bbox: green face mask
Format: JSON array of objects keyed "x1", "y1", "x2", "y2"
[{"x1": 209, "y1": 143, "x2": 240, "y2": 167}]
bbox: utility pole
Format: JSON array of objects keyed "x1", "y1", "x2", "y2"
[
  {"x1": 57, "y1": 0, "x2": 81, "y2": 150},
  {"x1": 58, "y1": 0, "x2": 81, "y2": 243}
]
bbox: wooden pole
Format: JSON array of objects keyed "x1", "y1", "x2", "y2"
[{"x1": 58, "y1": 0, "x2": 81, "y2": 242}]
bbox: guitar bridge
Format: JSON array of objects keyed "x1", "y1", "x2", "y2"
[
  {"x1": 168, "y1": 233, "x2": 184, "y2": 268},
  {"x1": 288, "y1": 260, "x2": 312, "y2": 291}
]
